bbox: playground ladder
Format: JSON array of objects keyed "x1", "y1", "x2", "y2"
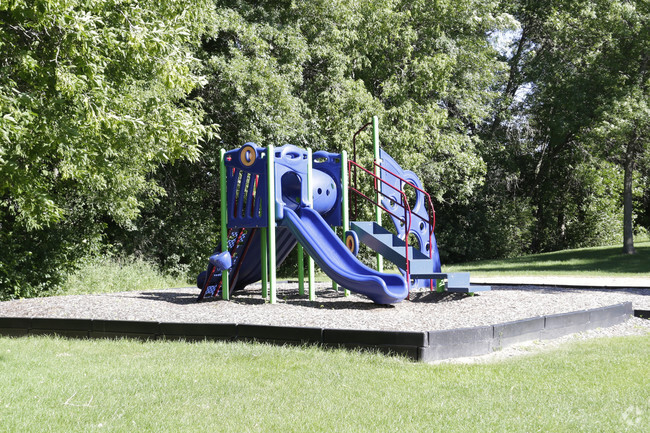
[
  {"x1": 197, "y1": 227, "x2": 251, "y2": 300},
  {"x1": 350, "y1": 221, "x2": 490, "y2": 294}
]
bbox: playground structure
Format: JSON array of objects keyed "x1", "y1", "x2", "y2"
[{"x1": 197, "y1": 117, "x2": 490, "y2": 304}]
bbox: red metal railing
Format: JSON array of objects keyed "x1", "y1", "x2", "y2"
[
  {"x1": 373, "y1": 161, "x2": 436, "y2": 291},
  {"x1": 348, "y1": 160, "x2": 413, "y2": 284},
  {"x1": 348, "y1": 159, "x2": 437, "y2": 291}
]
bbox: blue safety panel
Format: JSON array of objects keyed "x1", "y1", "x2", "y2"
[{"x1": 225, "y1": 143, "x2": 268, "y2": 228}]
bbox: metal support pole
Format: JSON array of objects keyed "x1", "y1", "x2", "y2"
[
  {"x1": 297, "y1": 243, "x2": 304, "y2": 296},
  {"x1": 373, "y1": 116, "x2": 384, "y2": 273},
  {"x1": 267, "y1": 145, "x2": 277, "y2": 303},
  {"x1": 341, "y1": 150, "x2": 350, "y2": 296},
  {"x1": 331, "y1": 260, "x2": 338, "y2": 292},
  {"x1": 261, "y1": 227, "x2": 268, "y2": 299},
  {"x1": 219, "y1": 149, "x2": 230, "y2": 300},
  {"x1": 307, "y1": 148, "x2": 315, "y2": 300}
]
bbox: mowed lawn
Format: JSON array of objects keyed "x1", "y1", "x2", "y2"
[
  {"x1": 445, "y1": 239, "x2": 650, "y2": 277},
  {"x1": 4, "y1": 241, "x2": 649, "y2": 431},
  {"x1": 0, "y1": 334, "x2": 648, "y2": 432}
]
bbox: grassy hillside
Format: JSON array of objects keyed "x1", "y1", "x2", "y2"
[{"x1": 444, "y1": 239, "x2": 650, "y2": 277}]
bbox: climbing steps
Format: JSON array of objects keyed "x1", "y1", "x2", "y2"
[{"x1": 350, "y1": 221, "x2": 490, "y2": 294}]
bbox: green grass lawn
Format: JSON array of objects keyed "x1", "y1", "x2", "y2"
[
  {"x1": 6, "y1": 242, "x2": 650, "y2": 431},
  {"x1": 0, "y1": 335, "x2": 648, "y2": 432},
  {"x1": 57, "y1": 257, "x2": 190, "y2": 296},
  {"x1": 444, "y1": 239, "x2": 650, "y2": 277}
]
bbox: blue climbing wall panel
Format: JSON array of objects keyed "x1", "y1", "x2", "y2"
[{"x1": 225, "y1": 143, "x2": 268, "y2": 228}]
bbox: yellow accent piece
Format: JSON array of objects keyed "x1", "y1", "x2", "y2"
[
  {"x1": 240, "y1": 145, "x2": 256, "y2": 166},
  {"x1": 346, "y1": 234, "x2": 355, "y2": 252}
]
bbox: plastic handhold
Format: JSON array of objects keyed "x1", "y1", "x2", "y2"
[{"x1": 209, "y1": 251, "x2": 232, "y2": 271}]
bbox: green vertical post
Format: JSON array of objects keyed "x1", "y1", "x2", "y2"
[
  {"x1": 297, "y1": 243, "x2": 304, "y2": 296},
  {"x1": 307, "y1": 148, "x2": 316, "y2": 300},
  {"x1": 372, "y1": 116, "x2": 384, "y2": 273},
  {"x1": 341, "y1": 150, "x2": 350, "y2": 297},
  {"x1": 342, "y1": 150, "x2": 350, "y2": 233},
  {"x1": 219, "y1": 149, "x2": 230, "y2": 300},
  {"x1": 267, "y1": 145, "x2": 277, "y2": 304},
  {"x1": 260, "y1": 227, "x2": 268, "y2": 299},
  {"x1": 331, "y1": 249, "x2": 338, "y2": 293}
]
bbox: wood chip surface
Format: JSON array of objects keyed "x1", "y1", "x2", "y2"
[{"x1": 1, "y1": 282, "x2": 649, "y2": 332}]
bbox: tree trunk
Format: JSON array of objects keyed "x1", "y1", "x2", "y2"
[{"x1": 622, "y1": 146, "x2": 636, "y2": 255}]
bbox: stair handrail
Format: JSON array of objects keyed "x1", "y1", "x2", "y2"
[
  {"x1": 348, "y1": 159, "x2": 413, "y2": 284},
  {"x1": 372, "y1": 161, "x2": 436, "y2": 276},
  {"x1": 372, "y1": 162, "x2": 436, "y2": 233}
]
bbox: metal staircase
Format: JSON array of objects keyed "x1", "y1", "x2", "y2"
[{"x1": 351, "y1": 221, "x2": 490, "y2": 294}]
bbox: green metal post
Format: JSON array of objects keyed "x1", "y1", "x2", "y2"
[
  {"x1": 342, "y1": 150, "x2": 350, "y2": 233},
  {"x1": 267, "y1": 145, "x2": 277, "y2": 304},
  {"x1": 261, "y1": 227, "x2": 268, "y2": 299},
  {"x1": 219, "y1": 149, "x2": 230, "y2": 300},
  {"x1": 341, "y1": 150, "x2": 350, "y2": 297},
  {"x1": 297, "y1": 243, "x2": 304, "y2": 296},
  {"x1": 372, "y1": 116, "x2": 384, "y2": 273},
  {"x1": 307, "y1": 148, "x2": 315, "y2": 300}
]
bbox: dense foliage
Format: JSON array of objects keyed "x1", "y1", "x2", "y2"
[
  {"x1": 510, "y1": 0, "x2": 649, "y2": 255},
  {"x1": 1, "y1": 0, "x2": 648, "y2": 298},
  {"x1": 441, "y1": 0, "x2": 649, "y2": 261},
  {"x1": 108, "y1": 0, "x2": 515, "y2": 275},
  {"x1": 0, "y1": 0, "x2": 214, "y2": 297}
]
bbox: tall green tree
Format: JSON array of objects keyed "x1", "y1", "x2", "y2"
[
  {"x1": 508, "y1": 0, "x2": 649, "y2": 254},
  {"x1": 0, "y1": 0, "x2": 214, "y2": 298},
  {"x1": 588, "y1": 90, "x2": 649, "y2": 254},
  {"x1": 135, "y1": 0, "x2": 514, "y2": 270}
]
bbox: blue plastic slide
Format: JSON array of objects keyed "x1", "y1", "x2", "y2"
[{"x1": 280, "y1": 207, "x2": 409, "y2": 304}]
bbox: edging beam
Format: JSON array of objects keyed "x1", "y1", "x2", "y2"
[{"x1": 0, "y1": 302, "x2": 634, "y2": 362}]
